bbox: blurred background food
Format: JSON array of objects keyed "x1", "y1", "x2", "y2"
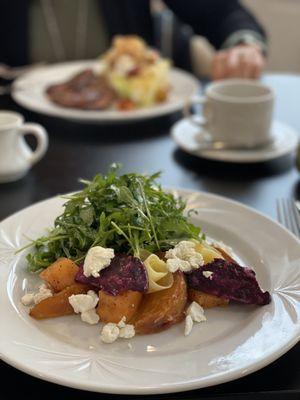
[{"x1": 102, "y1": 36, "x2": 170, "y2": 108}]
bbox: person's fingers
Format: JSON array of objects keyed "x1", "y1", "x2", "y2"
[
  {"x1": 226, "y1": 49, "x2": 240, "y2": 77},
  {"x1": 212, "y1": 46, "x2": 266, "y2": 80},
  {"x1": 239, "y1": 51, "x2": 256, "y2": 78},
  {"x1": 252, "y1": 52, "x2": 265, "y2": 79},
  {"x1": 211, "y1": 51, "x2": 228, "y2": 80},
  {"x1": 229, "y1": 47, "x2": 265, "y2": 79}
]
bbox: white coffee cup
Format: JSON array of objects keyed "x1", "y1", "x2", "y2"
[
  {"x1": 0, "y1": 111, "x2": 48, "y2": 183},
  {"x1": 184, "y1": 79, "x2": 274, "y2": 148}
]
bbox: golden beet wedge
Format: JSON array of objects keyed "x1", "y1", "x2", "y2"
[
  {"x1": 29, "y1": 283, "x2": 89, "y2": 319},
  {"x1": 131, "y1": 271, "x2": 187, "y2": 334},
  {"x1": 97, "y1": 290, "x2": 143, "y2": 324},
  {"x1": 39, "y1": 257, "x2": 79, "y2": 292},
  {"x1": 213, "y1": 246, "x2": 236, "y2": 263},
  {"x1": 188, "y1": 288, "x2": 229, "y2": 309}
]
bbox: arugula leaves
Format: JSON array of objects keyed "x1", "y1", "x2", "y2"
[{"x1": 24, "y1": 164, "x2": 202, "y2": 272}]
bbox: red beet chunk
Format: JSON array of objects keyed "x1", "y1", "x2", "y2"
[
  {"x1": 75, "y1": 254, "x2": 148, "y2": 295},
  {"x1": 186, "y1": 259, "x2": 271, "y2": 305}
]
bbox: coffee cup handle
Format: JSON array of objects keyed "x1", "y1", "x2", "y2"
[
  {"x1": 18, "y1": 123, "x2": 48, "y2": 165},
  {"x1": 184, "y1": 95, "x2": 211, "y2": 128}
]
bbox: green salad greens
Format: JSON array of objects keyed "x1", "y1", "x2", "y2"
[{"x1": 21, "y1": 164, "x2": 202, "y2": 272}]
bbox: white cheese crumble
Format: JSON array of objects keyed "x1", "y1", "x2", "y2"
[
  {"x1": 69, "y1": 290, "x2": 98, "y2": 313},
  {"x1": 81, "y1": 309, "x2": 100, "y2": 325},
  {"x1": 69, "y1": 290, "x2": 99, "y2": 324},
  {"x1": 33, "y1": 283, "x2": 53, "y2": 304},
  {"x1": 100, "y1": 323, "x2": 120, "y2": 344},
  {"x1": 203, "y1": 270, "x2": 213, "y2": 280},
  {"x1": 186, "y1": 302, "x2": 206, "y2": 323},
  {"x1": 184, "y1": 302, "x2": 206, "y2": 336},
  {"x1": 21, "y1": 292, "x2": 35, "y2": 306},
  {"x1": 119, "y1": 324, "x2": 135, "y2": 339},
  {"x1": 100, "y1": 317, "x2": 136, "y2": 343},
  {"x1": 21, "y1": 284, "x2": 53, "y2": 306},
  {"x1": 184, "y1": 315, "x2": 193, "y2": 336},
  {"x1": 83, "y1": 246, "x2": 114, "y2": 278},
  {"x1": 165, "y1": 241, "x2": 204, "y2": 273}
]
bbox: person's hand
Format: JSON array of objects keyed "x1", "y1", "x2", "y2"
[{"x1": 211, "y1": 44, "x2": 265, "y2": 80}]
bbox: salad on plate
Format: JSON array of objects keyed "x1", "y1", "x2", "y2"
[{"x1": 19, "y1": 165, "x2": 270, "y2": 344}]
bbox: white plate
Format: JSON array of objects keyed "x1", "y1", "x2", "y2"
[
  {"x1": 12, "y1": 60, "x2": 199, "y2": 123},
  {"x1": 0, "y1": 190, "x2": 299, "y2": 394},
  {"x1": 172, "y1": 118, "x2": 299, "y2": 163}
]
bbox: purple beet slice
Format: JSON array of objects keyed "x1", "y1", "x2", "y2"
[
  {"x1": 75, "y1": 254, "x2": 148, "y2": 295},
  {"x1": 186, "y1": 259, "x2": 271, "y2": 305}
]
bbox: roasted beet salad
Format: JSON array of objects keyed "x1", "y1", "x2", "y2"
[{"x1": 19, "y1": 165, "x2": 271, "y2": 344}]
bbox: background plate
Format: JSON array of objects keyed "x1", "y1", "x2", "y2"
[{"x1": 12, "y1": 60, "x2": 199, "y2": 123}]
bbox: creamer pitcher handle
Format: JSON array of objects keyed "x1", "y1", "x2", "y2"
[{"x1": 18, "y1": 123, "x2": 48, "y2": 165}]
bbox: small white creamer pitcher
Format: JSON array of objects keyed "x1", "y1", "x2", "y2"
[{"x1": 0, "y1": 111, "x2": 48, "y2": 183}]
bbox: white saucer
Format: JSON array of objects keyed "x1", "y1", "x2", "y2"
[{"x1": 171, "y1": 119, "x2": 299, "y2": 163}]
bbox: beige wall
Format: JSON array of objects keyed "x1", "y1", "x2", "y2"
[{"x1": 243, "y1": 0, "x2": 300, "y2": 73}]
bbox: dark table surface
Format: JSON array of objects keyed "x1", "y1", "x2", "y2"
[{"x1": 0, "y1": 73, "x2": 300, "y2": 400}]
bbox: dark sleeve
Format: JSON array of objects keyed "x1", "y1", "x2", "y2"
[
  {"x1": 0, "y1": 0, "x2": 29, "y2": 66},
  {"x1": 163, "y1": 0, "x2": 266, "y2": 49}
]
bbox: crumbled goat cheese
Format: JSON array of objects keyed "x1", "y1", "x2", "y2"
[
  {"x1": 68, "y1": 290, "x2": 99, "y2": 325},
  {"x1": 100, "y1": 323, "x2": 120, "y2": 344},
  {"x1": 187, "y1": 302, "x2": 206, "y2": 323},
  {"x1": 68, "y1": 291, "x2": 98, "y2": 313},
  {"x1": 21, "y1": 292, "x2": 35, "y2": 306},
  {"x1": 165, "y1": 241, "x2": 204, "y2": 273},
  {"x1": 166, "y1": 258, "x2": 191, "y2": 273},
  {"x1": 87, "y1": 290, "x2": 99, "y2": 305},
  {"x1": 184, "y1": 302, "x2": 206, "y2": 336},
  {"x1": 81, "y1": 309, "x2": 100, "y2": 325},
  {"x1": 119, "y1": 324, "x2": 135, "y2": 339},
  {"x1": 100, "y1": 317, "x2": 136, "y2": 343},
  {"x1": 203, "y1": 270, "x2": 213, "y2": 280},
  {"x1": 83, "y1": 246, "x2": 114, "y2": 278},
  {"x1": 33, "y1": 283, "x2": 53, "y2": 304},
  {"x1": 184, "y1": 315, "x2": 193, "y2": 336}
]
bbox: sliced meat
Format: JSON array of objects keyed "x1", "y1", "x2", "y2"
[{"x1": 46, "y1": 69, "x2": 116, "y2": 110}]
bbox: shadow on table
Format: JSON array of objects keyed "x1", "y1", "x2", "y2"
[
  {"x1": 173, "y1": 149, "x2": 295, "y2": 181},
  {"x1": 6, "y1": 95, "x2": 181, "y2": 143},
  {"x1": 38, "y1": 114, "x2": 180, "y2": 143}
]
